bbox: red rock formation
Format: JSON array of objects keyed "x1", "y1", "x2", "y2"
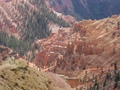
[
  {"x1": 34, "y1": 15, "x2": 120, "y2": 78},
  {"x1": 33, "y1": 16, "x2": 120, "y2": 90}
]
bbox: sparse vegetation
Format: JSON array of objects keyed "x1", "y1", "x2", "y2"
[
  {"x1": 88, "y1": 61, "x2": 120, "y2": 90},
  {"x1": 0, "y1": 31, "x2": 32, "y2": 56},
  {"x1": 0, "y1": 59, "x2": 71, "y2": 90},
  {"x1": 0, "y1": 0, "x2": 69, "y2": 57}
]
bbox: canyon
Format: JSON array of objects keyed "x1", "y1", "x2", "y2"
[
  {"x1": 34, "y1": 15, "x2": 120, "y2": 75},
  {"x1": 0, "y1": 0, "x2": 120, "y2": 89},
  {"x1": 34, "y1": 15, "x2": 120, "y2": 89}
]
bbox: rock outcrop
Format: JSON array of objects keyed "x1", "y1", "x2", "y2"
[
  {"x1": 34, "y1": 15, "x2": 120, "y2": 76},
  {"x1": 33, "y1": 15, "x2": 120, "y2": 89},
  {"x1": 0, "y1": 45, "x2": 19, "y2": 62}
]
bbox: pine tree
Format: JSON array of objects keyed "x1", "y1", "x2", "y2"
[
  {"x1": 103, "y1": 78, "x2": 107, "y2": 87},
  {"x1": 117, "y1": 21, "x2": 120, "y2": 29},
  {"x1": 114, "y1": 61, "x2": 117, "y2": 70}
]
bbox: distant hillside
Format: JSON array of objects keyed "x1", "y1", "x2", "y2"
[
  {"x1": 46, "y1": 0, "x2": 120, "y2": 20},
  {"x1": 0, "y1": 0, "x2": 69, "y2": 56}
]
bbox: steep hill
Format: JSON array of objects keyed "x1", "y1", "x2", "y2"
[
  {"x1": 0, "y1": 0, "x2": 69, "y2": 37},
  {"x1": 0, "y1": 60, "x2": 72, "y2": 90},
  {"x1": 0, "y1": 0, "x2": 70, "y2": 56},
  {"x1": 34, "y1": 14, "x2": 120, "y2": 82},
  {"x1": 46, "y1": 0, "x2": 120, "y2": 20},
  {"x1": 0, "y1": 45, "x2": 72, "y2": 90}
]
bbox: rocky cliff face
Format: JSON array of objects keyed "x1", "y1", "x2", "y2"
[
  {"x1": 34, "y1": 14, "x2": 120, "y2": 89},
  {"x1": 34, "y1": 15, "x2": 120, "y2": 76},
  {"x1": 46, "y1": 0, "x2": 120, "y2": 20}
]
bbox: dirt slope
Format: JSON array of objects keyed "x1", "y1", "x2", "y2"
[
  {"x1": 0, "y1": 59, "x2": 72, "y2": 90},
  {"x1": 0, "y1": 45, "x2": 72, "y2": 90}
]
